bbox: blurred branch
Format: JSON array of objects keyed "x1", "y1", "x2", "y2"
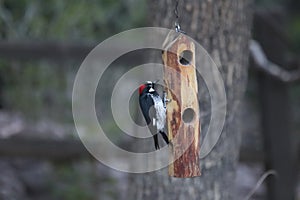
[{"x1": 250, "y1": 40, "x2": 300, "y2": 82}]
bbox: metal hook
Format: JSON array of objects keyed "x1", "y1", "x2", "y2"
[{"x1": 174, "y1": 0, "x2": 185, "y2": 34}]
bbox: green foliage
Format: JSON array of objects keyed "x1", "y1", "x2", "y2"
[
  {"x1": 0, "y1": 61, "x2": 71, "y2": 120},
  {"x1": 290, "y1": 84, "x2": 300, "y2": 130},
  {"x1": 50, "y1": 161, "x2": 119, "y2": 200},
  {"x1": 51, "y1": 162, "x2": 96, "y2": 200},
  {"x1": 255, "y1": 0, "x2": 285, "y2": 7},
  {"x1": 0, "y1": 1, "x2": 142, "y2": 199},
  {"x1": 254, "y1": 0, "x2": 300, "y2": 52},
  {"x1": 288, "y1": 14, "x2": 300, "y2": 52},
  {"x1": 0, "y1": 0, "x2": 146, "y2": 121},
  {"x1": 0, "y1": 0, "x2": 146, "y2": 40}
]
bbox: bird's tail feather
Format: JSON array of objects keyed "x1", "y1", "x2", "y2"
[
  {"x1": 159, "y1": 131, "x2": 169, "y2": 145},
  {"x1": 153, "y1": 134, "x2": 160, "y2": 150}
]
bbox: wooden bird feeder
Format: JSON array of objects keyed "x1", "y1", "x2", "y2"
[{"x1": 162, "y1": 34, "x2": 201, "y2": 178}]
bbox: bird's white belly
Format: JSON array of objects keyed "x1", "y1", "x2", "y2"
[{"x1": 151, "y1": 95, "x2": 166, "y2": 131}]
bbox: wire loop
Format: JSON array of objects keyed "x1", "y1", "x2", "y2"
[{"x1": 174, "y1": 0, "x2": 185, "y2": 33}]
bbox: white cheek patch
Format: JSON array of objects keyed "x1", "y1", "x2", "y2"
[{"x1": 149, "y1": 87, "x2": 155, "y2": 92}]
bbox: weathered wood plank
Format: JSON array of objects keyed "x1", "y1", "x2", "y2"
[{"x1": 163, "y1": 34, "x2": 201, "y2": 177}]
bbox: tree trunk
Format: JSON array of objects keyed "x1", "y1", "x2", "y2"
[{"x1": 129, "y1": 0, "x2": 252, "y2": 199}]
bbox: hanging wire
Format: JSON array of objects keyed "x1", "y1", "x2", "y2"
[
  {"x1": 174, "y1": 0, "x2": 185, "y2": 33},
  {"x1": 174, "y1": 0, "x2": 179, "y2": 20}
]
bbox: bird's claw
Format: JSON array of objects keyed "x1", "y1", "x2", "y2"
[
  {"x1": 165, "y1": 98, "x2": 171, "y2": 103},
  {"x1": 155, "y1": 144, "x2": 160, "y2": 150}
]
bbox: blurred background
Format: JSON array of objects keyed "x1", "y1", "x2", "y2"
[{"x1": 0, "y1": 0, "x2": 299, "y2": 199}]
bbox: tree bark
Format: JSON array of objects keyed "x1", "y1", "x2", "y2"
[{"x1": 130, "y1": 0, "x2": 252, "y2": 199}]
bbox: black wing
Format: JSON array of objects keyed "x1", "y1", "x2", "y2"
[
  {"x1": 140, "y1": 91, "x2": 167, "y2": 150},
  {"x1": 139, "y1": 93, "x2": 154, "y2": 125}
]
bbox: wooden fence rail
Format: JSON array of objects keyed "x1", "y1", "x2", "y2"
[
  {"x1": 0, "y1": 41, "x2": 93, "y2": 61},
  {"x1": 0, "y1": 40, "x2": 144, "y2": 63},
  {"x1": 0, "y1": 138, "x2": 92, "y2": 161}
]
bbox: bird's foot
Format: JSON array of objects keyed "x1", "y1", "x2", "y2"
[{"x1": 155, "y1": 143, "x2": 160, "y2": 150}]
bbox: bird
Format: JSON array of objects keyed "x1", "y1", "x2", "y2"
[{"x1": 138, "y1": 81, "x2": 169, "y2": 150}]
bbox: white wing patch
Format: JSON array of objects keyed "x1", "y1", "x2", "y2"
[{"x1": 150, "y1": 94, "x2": 166, "y2": 131}]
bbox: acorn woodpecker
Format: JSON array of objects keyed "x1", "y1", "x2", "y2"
[{"x1": 138, "y1": 81, "x2": 169, "y2": 150}]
